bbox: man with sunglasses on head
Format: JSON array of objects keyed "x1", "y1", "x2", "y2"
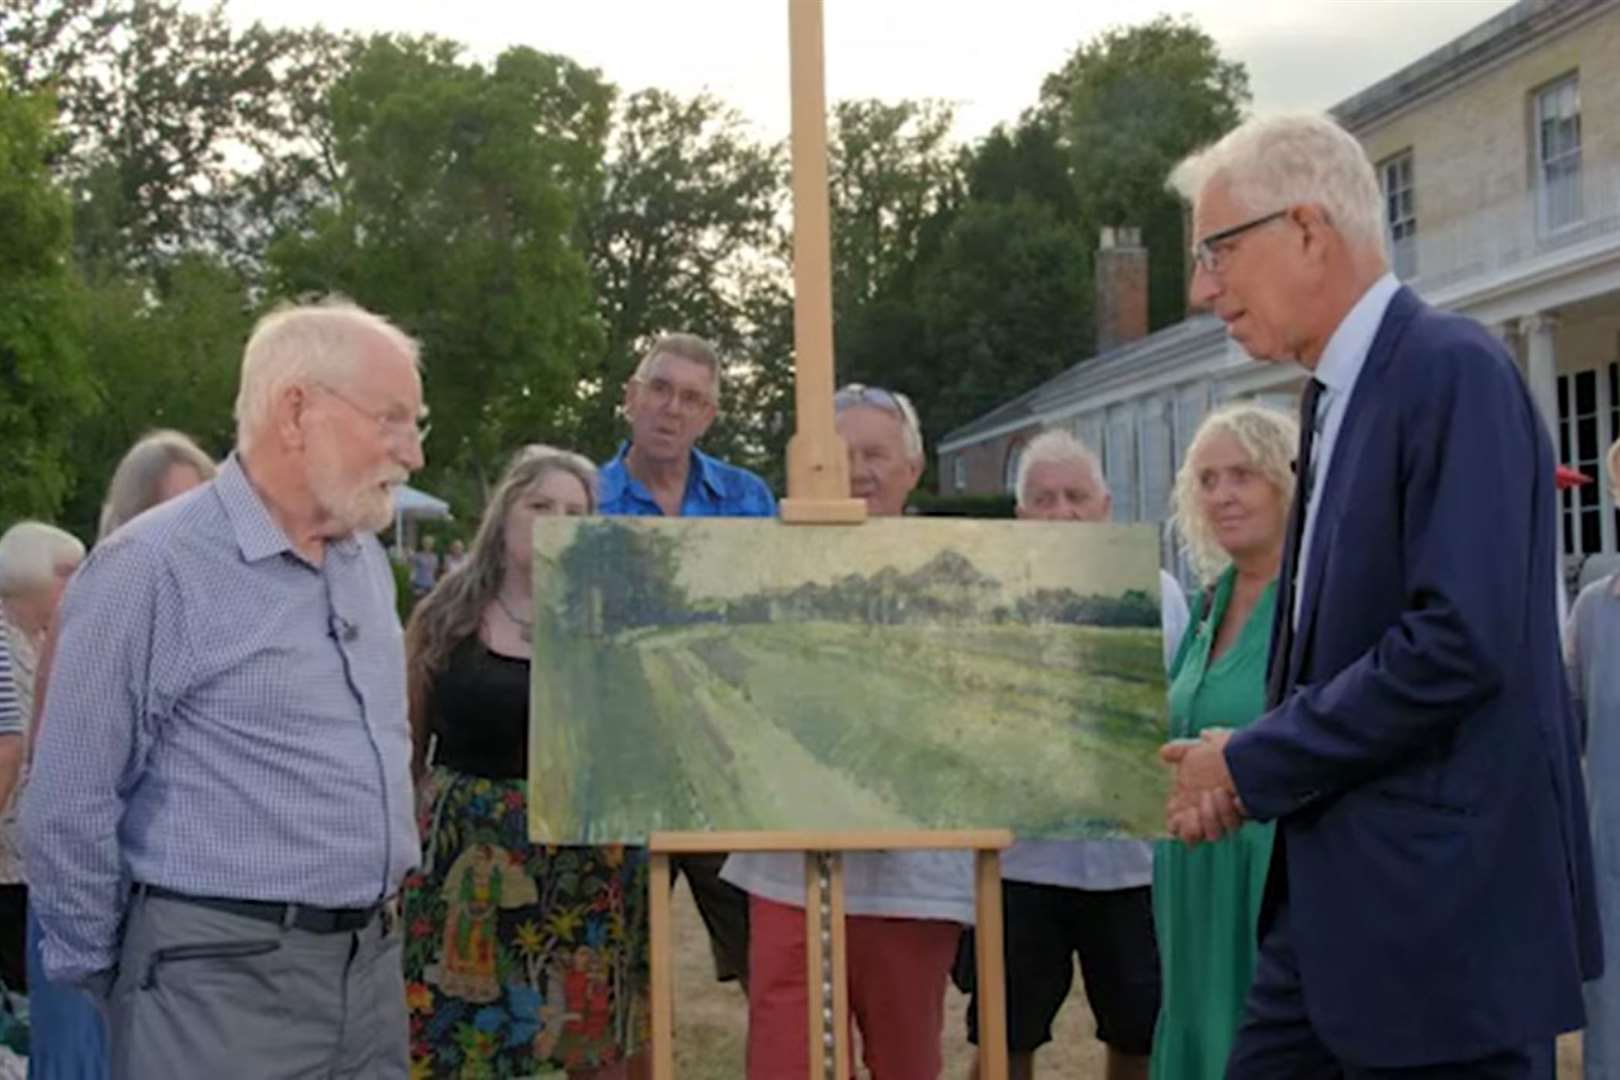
[
  {"x1": 724, "y1": 383, "x2": 973, "y2": 1079},
  {"x1": 1160, "y1": 113, "x2": 1598, "y2": 1078},
  {"x1": 599, "y1": 332, "x2": 774, "y2": 993}
]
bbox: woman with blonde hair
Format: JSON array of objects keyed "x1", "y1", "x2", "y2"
[
  {"x1": 1151, "y1": 401, "x2": 1297, "y2": 1080},
  {"x1": 400, "y1": 445, "x2": 650, "y2": 1079}
]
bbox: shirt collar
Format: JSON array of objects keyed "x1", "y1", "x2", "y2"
[
  {"x1": 1314, "y1": 272, "x2": 1400, "y2": 396},
  {"x1": 605, "y1": 441, "x2": 725, "y2": 503},
  {"x1": 216, "y1": 454, "x2": 361, "y2": 565}
]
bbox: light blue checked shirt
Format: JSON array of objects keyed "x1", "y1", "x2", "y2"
[{"x1": 24, "y1": 456, "x2": 420, "y2": 986}]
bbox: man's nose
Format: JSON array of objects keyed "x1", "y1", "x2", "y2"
[{"x1": 1188, "y1": 261, "x2": 1220, "y2": 312}]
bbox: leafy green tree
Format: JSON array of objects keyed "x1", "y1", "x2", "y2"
[
  {"x1": 1038, "y1": 15, "x2": 1249, "y2": 328},
  {"x1": 53, "y1": 254, "x2": 251, "y2": 539},
  {"x1": 572, "y1": 89, "x2": 786, "y2": 469},
  {"x1": 824, "y1": 98, "x2": 964, "y2": 457},
  {"x1": 917, "y1": 196, "x2": 1092, "y2": 441},
  {"x1": 0, "y1": 77, "x2": 97, "y2": 525},
  {"x1": 268, "y1": 36, "x2": 612, "y2": 497},
  {"x1": 0, "y1": 0, "x2": 338, "y2": 274}
]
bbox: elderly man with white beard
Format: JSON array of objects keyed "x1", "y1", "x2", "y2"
[{"x1": 25, "y1": 299, "x2": 427, "y2": 1080}]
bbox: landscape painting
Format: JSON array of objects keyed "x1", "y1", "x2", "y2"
[{"x1": 527, "y1": 518, "x2": 1170, "y2": 845}]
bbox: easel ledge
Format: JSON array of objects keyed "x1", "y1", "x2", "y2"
[{"x1": 649, "y1": 828, "x2": 1013, "y2": 853}]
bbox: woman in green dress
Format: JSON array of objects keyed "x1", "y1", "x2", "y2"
[{"x1": 1151, "y1": 402, "x2": 1298, "y2": 1080}]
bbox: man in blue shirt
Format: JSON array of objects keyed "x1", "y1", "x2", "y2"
[
  {"x1": 599, "y1": 332, "x2": 775, "y2": 519},
  {"x1": 598, "y1": 333, "x2": 774, "y2": 989}
]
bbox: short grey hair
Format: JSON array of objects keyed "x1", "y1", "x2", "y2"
[
  {"x1": 1014, "y1": 429, "x2": 1107, "y2": 508},
  {"x1": 834, "y1": 383, "x2": 924, "y2": 462},
  {"x1": 99, "y1": 430, "x2": 219, "y2": 542},
  {"x1": 0, "y1": 522, "x2": 85, "y2": 596},
  {"x1": 633, "y1": 333, "x2": 723, "y2": 402},
  {"x1": 1171, "y1": 401, "x2": 1299, "y2": 586},
  {"x1": 234, "y1": 297, "x2": 421, "y2": 453},
  {"x1": 1169, "y1": 113, "x2": 1388, "y2": 261}
]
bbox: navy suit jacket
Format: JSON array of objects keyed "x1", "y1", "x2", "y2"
[{"x1": 1225, "y1": 286, "x2": 1602, "y2": 1068}]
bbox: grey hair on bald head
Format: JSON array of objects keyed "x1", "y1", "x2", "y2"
[{"x1": 1014, "y1": 429, "x2": 1107, "y2": 508}]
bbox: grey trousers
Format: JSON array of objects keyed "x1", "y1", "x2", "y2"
[{"x1": 107, "y1": 892, "x2": 407, "y2": 1080}]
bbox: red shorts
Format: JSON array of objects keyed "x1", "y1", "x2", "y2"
[{"x1": 746, "y1": 895, "x2": 960, "y2": 1079}]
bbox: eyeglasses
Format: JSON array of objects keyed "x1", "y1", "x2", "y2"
[
  {"x1": 315, "y1": 383, "x2": 431, "y2": 446},
  {"x1": 633, "y1": 375, "x2": 714, "y2": 415},
  {"x1": 1191, "y1": 209, "x2": 1289, "y2": 276}
]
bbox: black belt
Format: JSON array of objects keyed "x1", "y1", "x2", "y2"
[{"x1": 133, "y1": 883, "x2": 396, "y2": 935}]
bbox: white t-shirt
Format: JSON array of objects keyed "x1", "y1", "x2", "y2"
[{"x1": 722, "y1": 571, "x2": 1191, "y2": 911}]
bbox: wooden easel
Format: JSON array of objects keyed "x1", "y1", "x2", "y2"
[{"x1": 644, "y1": 2, "x2": 1012, "y2": 1077}]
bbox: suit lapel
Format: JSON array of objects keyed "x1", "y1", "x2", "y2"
[{"x1": 1285, "y1": 287, "x2": 1424, "y2": 693}]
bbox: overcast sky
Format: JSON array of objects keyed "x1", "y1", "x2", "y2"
[{"x1": 197, "y1": 1, "x2": 1518, "y2": 142}]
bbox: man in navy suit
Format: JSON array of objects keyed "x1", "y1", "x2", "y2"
[{"x1": 1158, "y1": 113, "x2": 1601, "y2": 1078}]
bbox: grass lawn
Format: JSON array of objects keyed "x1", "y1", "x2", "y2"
[{"x1": 667, "y1": 886, "x2": 1584, "y2": 1078}]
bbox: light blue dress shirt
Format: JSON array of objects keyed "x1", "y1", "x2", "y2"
[
  {"x1": 1294, "y1": 272, "x2": 1401, "y2": 626},
  {"x1": 24, "y1": 456, "x2": 420, "y2": 985}
]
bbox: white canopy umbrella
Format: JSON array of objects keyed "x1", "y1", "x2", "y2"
[{"x1": 392, "y1": 483, "x2": 451, "y2": 552}]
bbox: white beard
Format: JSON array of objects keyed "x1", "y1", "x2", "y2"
[{"x1": 308, "y1": 441, "x2": 399, "y2": 536}]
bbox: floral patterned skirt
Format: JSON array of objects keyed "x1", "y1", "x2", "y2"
[{"x1": 402, "y1": 766, "x2": 650, "y2": 1077}]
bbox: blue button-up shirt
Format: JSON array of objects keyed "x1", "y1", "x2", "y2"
[
  {"x1": 599, "y1": 442, "x2": 776, "y2": 518},
  {"x1": 24, "y1": 456, "x2": 419, "y2": 985}
]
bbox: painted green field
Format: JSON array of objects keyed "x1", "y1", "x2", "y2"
[{"x1": 530, "y1": 620, "x2": 1168, "y2": 844}]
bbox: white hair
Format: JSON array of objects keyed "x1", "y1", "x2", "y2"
[
  {"x1": 0, "y1": 522, "x2": 85, "y2": 596},
  {"x1": 1169, "y1": 113, "x2": 1388, "y2": 261},
  {"x1": 834, "y1": 384, "x2": 924, "y2": 462},
  {"x1": 1015, "y1": 429, "x2": 1107, "y2": 508},
  {"x1": 234, "y1": 298, "x2": 421, "y2": 454}
]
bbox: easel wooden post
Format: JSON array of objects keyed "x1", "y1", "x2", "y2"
[{"x1": 643, "y1": 3, "x2": 1012, "y2": 1077}]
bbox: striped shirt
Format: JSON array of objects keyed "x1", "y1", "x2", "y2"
[
  {"x1": 0, "y1": 632, "x2": 18, "y2": 738},
  {"x1": 24, "y1": 456, "x2": 420, "y2": 985}
]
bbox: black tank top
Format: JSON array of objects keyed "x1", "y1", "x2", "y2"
[{"x1": 429, "y1": 635, "x2": 529, "y2": 779}]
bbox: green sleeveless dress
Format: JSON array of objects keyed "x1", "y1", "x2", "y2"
[{"x1": 1150, "y1": 567, "x2": 1278, "y2": 1080}]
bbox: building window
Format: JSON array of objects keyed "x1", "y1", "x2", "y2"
[
  {"x1": 1139, "y1": 399, "x2": 1173, "y2": 523},
  {"x1": 952, "y1": 455, "x2": 966, "y2": 493},
  {"x1": 1557, "y1": 362, "x2": 1617, "y2": 557},
  {"x1": 1379, "y1": 151, "x2": 1417, "y2": 279},
  {"x1": 1536, "y1": 74, "x2": 1583, "y2": 233},
  {"x1": 1003, "y1": 443, "x2": 1023, "y2": 496},
  {"x1": 1105, "y1": 409, "x2": 1138, "y2": 522}
]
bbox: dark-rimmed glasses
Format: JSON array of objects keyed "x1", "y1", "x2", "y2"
[{"x1": 1191, "y1": 209, "x2": 1289, "y2": 275}]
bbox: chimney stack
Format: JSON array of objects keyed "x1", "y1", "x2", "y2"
[{"x1": 1096, "y1": 226, "x2": 1149, "y2": 354}]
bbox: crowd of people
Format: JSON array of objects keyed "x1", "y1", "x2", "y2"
[{"x1": 0, "y1": 109, "x2": 1610, "y2": 1080}]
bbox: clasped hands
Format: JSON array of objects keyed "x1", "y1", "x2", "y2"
[{"x1": 1160, "y1": 729, "x2": 1245, "y2": 845}]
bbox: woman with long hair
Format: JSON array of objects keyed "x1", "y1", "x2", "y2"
[{"x1": 401, "y1": 445, "x2": 650, "y2": 1079}]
